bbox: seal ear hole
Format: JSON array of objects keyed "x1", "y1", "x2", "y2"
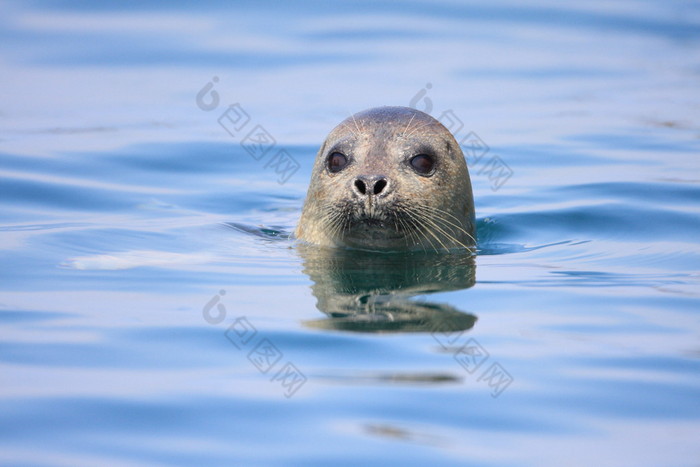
[
  {"x1": 410, "y1": 154, "x2": 435, "y2": 175},
  {"x1": 327, "y1": 152, "x2": 349, "y2": 173}
]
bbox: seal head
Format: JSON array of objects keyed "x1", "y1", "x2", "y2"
[{"x1": 296, "y1": 106, "x2": 475, "y2": 251}]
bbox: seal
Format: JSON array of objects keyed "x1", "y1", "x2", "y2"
[{"x1": 295, "y1": 106, "x2": 475, "y2": 251}]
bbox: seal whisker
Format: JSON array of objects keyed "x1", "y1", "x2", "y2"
[
  {"x1": 350, "y1": 112, "x2": 363, "y2": 135},
  {"x1": 404, "y1": 121, "x2": 433, "y2": 139},
  {"x1": 325, "y1": 204, "x2": 350, "y2": 242},
  {"x1": 394, "y1": 213, "x2": 424, "y2": 252},
  {"x1": 407, "y1": 207, "x2": 452, "y2": 251},
  {"x1": 412, "y1": 212, "x2": 470, "y2": 250},
  {"x1": 411, "y1": 203, "x2": 476, "y2": 244},
  {"x1": 330, "y1": 213, "x2": 346, "y2": 241},
  {"x1": 408, "y1": 205, "x2": 462, "y2": 242},
  {"x1": 402, "y1": 112, "x2": 417, "y2": 137},
  {"x1": 339, "y1": 122, "x2": 357, "y2": 138},
  {"x1": 323, "y1": 213, "x2": 340, "y2": 242},
  {"x1": 424, "y1": 204, "x2": 475, "y2": 239},
  {"x1": 337, "y1": 207, "x2": 352, "y2": 240},
  {"x1": 403, "y1": 209, "x2": 441, "y2": 253},
  {"x1": 391, "y1": 216, "x2": 407, "y2": 247},
  {"x1": 425, "y1": 207, "x2": 473, "y2": 236},
  {"x1": 420, "y1": 214, "x2": 469, "y2": 250},
  {"x1": 392, "y1": 202, "x2": 423, "y2": 247},
  {"x1": 395, "y1": 202, "x2": 436, "y2": 252},
  {"x1": 417, "y1": 220, "x2": 442, "y2": 253}
]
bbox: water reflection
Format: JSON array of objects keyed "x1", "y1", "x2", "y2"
[{"x1": 298, "y1": 245, "x2": 478, "y2": 333}]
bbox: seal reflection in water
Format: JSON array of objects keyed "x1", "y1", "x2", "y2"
[
  {"x1": 296, "y1": 107, "x2": 477, "y2": 333},
  {"x1": 299, "y1": 245, "x2": 476, "y2": 333},
  {"x1": 296, "y1": 106, "x2": 475, "y2": 251}
]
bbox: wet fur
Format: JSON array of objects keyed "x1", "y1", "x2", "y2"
[{"x1": 296, "y1": 106, "x2": 475, "y2": 252}]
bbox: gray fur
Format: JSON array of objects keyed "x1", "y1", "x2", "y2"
[{"x1": 296, "y1": 106, "x2": 475, "y2": 251}]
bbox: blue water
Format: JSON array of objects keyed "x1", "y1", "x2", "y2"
[{"x1": 2, "y1": 1, "x2": 700, "y2": 466}]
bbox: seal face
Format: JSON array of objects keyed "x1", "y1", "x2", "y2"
[{"x1": 295, "y1": 106, "x2": 475, "y2": 251}]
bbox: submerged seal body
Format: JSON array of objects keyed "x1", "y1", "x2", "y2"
[{"x1": 295, "y1": 106, "x2": 475, "y2": 251}]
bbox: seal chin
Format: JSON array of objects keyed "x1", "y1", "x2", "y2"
[
  {"x1": 355, "y1": 217, "x2": 386, "y2": 228},
  {"x1": 341, "y1": 216, "x2": 407, "y2": 250}
]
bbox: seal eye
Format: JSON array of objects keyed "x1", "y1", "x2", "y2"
[
  {"x1": 327, "y1": 152, "x2": 348, "y2": 173},
  {"x1": 409, "y1": 154, "x2": 435, "y2": 175}
]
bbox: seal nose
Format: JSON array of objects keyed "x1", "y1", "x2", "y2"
[{"x1": 354, "y1": 175, "x2": 389, "y2": 197}]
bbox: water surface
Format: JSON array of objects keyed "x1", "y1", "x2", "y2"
[{"x1": 1, "y1": 1, "x2": 700, "y2": 466}]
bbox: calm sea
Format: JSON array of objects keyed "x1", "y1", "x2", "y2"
[{"x1": 1, "y1": 1, "x2": 699, "y2": 466}]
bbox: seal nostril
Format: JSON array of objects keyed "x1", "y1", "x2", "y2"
[
  {"x1": 373, "y1": 179, "x2": 387, "y2": 195},
  {"x1": 354, "y1": 179, "x2": 366, "y2": 195}
]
